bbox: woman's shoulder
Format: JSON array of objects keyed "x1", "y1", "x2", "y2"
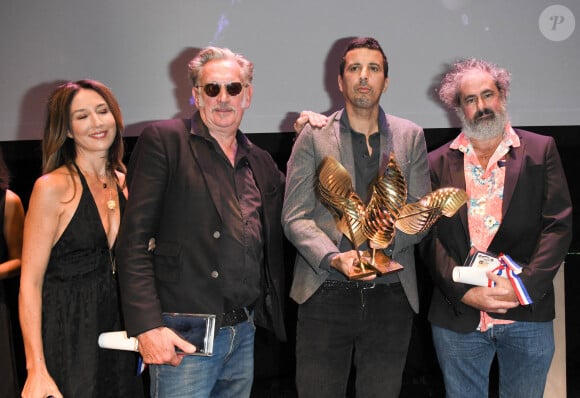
[
  {"x1": 5, "y1": 188, "x2": 21, "y2": 203},
  {"x1": 5, "y1": 189, "x2": 24, "y2": 210},
  {"x1": 31, "y1": 166, "x2": 76, "y2": 203}
]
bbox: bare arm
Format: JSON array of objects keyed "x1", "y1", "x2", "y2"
[
  {"x1": 19, "y1": 175, "x2": 68, "y2": 398},
  {"x1": 0, "y1": 189, "x2": 24, "y2": 279}
]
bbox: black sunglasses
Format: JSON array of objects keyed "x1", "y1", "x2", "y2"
[{"x1": 196, "y1": 82, "x2": 244, "y2": 97}]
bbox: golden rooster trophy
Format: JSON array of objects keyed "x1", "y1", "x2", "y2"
[{"x1": 317, "y1": 154, "x2": 467, "y2": 280}]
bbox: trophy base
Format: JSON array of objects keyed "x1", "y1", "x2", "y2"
[
  {"x1": 346, "y1": 264, "x2": 378, "y2": 280},
  {"x1": 360, "y1": 250, "x2": 404, "y2": 275}
]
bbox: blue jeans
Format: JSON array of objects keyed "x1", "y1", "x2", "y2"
[
  {"x1": 149, "y1": 317, "x2": 256, "y2": 398},
  {"x1": 295, "y1": 281, "x2": 413, "y2": 398},
  {"x1": 432, "y1": 321, "x2": 554, "y2": 398}
]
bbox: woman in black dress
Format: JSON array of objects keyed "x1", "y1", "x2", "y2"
[{"x1": 19, "y1": 80, "x2": 143, "y2": 398}]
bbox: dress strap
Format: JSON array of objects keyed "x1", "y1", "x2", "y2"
[{"x1": 72, "y1": 163, "x2": 90, "y2": 191}]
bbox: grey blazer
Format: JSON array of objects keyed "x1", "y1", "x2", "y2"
[{"x1": 282, "y1": 108, "x2": 430, "y2": 313}]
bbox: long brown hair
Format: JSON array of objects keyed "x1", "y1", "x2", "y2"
[{"x1": 42, "y1": 79, "x2": 126, "y2": 183}]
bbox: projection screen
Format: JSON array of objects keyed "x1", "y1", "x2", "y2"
[{"x1": 1, "y1": 0, "x2": 578, "y2": 140}]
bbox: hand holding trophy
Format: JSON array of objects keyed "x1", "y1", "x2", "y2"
[{"x1": 317, "y1": 154, "x2": 467, "y2": 280}]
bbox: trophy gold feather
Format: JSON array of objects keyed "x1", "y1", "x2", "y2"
[
  {"x1": 317, "y1": 154, "x2": 467, "y2": 279},
  {"x1": 395, "y1": 188, "x2": 469, "y2": 234},
  {"x1": 316, "y1": 157, "x2": 375, "y2": 278}
]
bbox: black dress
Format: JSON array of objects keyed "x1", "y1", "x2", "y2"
[
  {"x1": 41, "y1": 170, "x2": 143, "y2": 397},
  {"x1": 0, "y1": 189, "x2": 21, "y2": 398}
]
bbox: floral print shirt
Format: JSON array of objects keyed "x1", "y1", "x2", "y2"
[{"x1": 450, "y1": 125, "x2": 521, "y2": 331}]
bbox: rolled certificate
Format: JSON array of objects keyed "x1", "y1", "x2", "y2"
[
  {"x1": 452, "y1": 266, "x2": 489, "y2": 286},
  {"x1": 98, "y1": 331, "x2": 139, "y2": 352}
]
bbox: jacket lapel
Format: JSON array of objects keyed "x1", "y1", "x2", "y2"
[
  {"x1": 502, "y1": 142, "x2": 523, "y2": 218},
  {"x1": 379, "y1": 115, "x2": 394, "y2": 174},
  {"x1": 448, "y1": 148, "x2": 470, "y2": 240},
  {"x1": 334, "y1": 110, "x2": 357, "y2": 188},
  {"x1": 187, "y1": 116, "x2": 225, "y2": 221}
]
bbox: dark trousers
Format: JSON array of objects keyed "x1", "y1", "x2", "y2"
[{"x1": 295, "y1": 280, "x2": 413, "y2": 398}]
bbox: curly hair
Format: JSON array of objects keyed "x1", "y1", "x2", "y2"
[{"x1": 438, "y1": 58, "x2": 511, "y2": 108}]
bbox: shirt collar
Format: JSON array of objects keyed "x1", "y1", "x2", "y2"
[
  {"x1": 339, "y1": 106, "x2": 388, "y2": 136},
  {"x1": 190, "y1": 111, "x2": 252, "y2": 153}
]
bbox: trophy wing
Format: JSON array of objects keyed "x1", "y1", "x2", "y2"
[
  {"x1": 316, "y1": 156, "x2": 353, "y2": 213},
  {"x1": 364, "y1": 194, "x2": 397, "y2": 247},
  {"x1": 337, "y1": 193, "x2": 367, "y2": 248},
  {"x1": 422, "y1": 187, "x2": 469, "y2": 218},
  {"x1": 317, "y1": 156, "x2": 366, "y2": 248},
  {"x1": 373, "y1": 154, "x2": 407, "y2": 215},
  {"x1": 363, "y1": 154, "x2": 407, "y2": 247},
  {"x1": 395, "y1": 187, "x2": 468, "y2": 234}
]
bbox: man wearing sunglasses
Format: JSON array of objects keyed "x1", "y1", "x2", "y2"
[
  {"x1": 116, "y1": 46, "x2": 286, "y2": 397},
  {"x1": 282, "y1": 37, "x2": 430, "y2": 397}
]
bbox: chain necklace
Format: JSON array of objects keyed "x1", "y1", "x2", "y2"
[
  {"x1": 106, "y1": 184, "x2": 117, "y2": 211},
  {"x1": 84, "y1": 171, "x2": 116, "y2": 211},
  {"x1": 94, "y1": 174, "x2": 117, "y2": 211}
]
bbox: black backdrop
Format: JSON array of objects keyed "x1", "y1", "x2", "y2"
[{"x1": 2, "y1": 125, "x2": 578, "y2": 396}]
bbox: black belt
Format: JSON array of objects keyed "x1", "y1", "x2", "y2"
[
  {"x1": 222, "y1": 307, "x2": 250, "y2": 327},
  {"x1": 321, "y1": 279, "x2": 401, "y2": 291}
]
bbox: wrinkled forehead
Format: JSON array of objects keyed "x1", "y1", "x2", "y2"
[{"x1": 199, "y1": 59, "x2": 244, "y2": 84}]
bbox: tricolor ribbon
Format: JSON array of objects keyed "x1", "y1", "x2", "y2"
[
  {"x1": 488, "y1": 253, "x2": 533, "y2": 305},
  {"x1": 137, "y1": 356, "x2": 147, "y2": 375}
]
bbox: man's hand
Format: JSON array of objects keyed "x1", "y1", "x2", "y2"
[
  {"x1": 293, "y1": 110, "x2": 329, "y2": 134},
  {"x1": 330, "y1": 250, "x2": 377, "y2": 281},
  {"x1": 461, "y1": 272, "x2": 520, "y2": 313},
  {"x1": 137, "y1": 326, "x2": 196, "y2": 366}
]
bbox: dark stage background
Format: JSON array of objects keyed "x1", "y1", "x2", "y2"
[{"x1": 1, "y1": 125, "x2": 578, "y2": 397}]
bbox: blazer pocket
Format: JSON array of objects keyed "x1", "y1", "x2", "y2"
[{"x1": 153, "y1": 241, "x2": 182, "y2": 282}]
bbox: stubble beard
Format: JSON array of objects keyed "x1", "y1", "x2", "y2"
[{"x1": 353, "y1": 95, "x2": 373, "y2": 108}]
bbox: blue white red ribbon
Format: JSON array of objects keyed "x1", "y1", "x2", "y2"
[
  {"x1": 488, "y1": 253, "x2": 533, "y2": 305},
  {"x1": 137, "y1": 356, "x2": 147, "y2": 375}
]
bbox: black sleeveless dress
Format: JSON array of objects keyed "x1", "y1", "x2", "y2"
[
  {"x1": 0, "y1": 189, "x2": 21, "y2": 397},
  {"x1": 41, "y1": 170, "x2": 143, "y2": 397}
]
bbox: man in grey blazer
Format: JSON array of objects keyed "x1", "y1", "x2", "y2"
[{"x1": 282, "y1": 37, "x2": 430, "y2": 397}]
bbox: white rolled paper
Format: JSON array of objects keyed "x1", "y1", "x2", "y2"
[
  {"x1": 98, "y1": 331, "x2": 139, "y2": 352},
  {"x1": 452, "y1": 266, "x2": 490, "y2": 286}
]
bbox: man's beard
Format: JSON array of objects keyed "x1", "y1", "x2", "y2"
[
  {"x1": 353, "y1": 95, "x2": 373, "y2": 108},
  {"x1": 458, "y1": 106, "x2": 508, "y2": 140}
]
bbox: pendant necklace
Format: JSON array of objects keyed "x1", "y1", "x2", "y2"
[
  {"x1": 79, "y1": 166, "x2": 117, "y2": 211},
  {"x1": 106, "y1": 178, "x2": 117, "y2": 211},
  {"x1": 97, "y1": 173, "x2": 116, "y2": 211}
]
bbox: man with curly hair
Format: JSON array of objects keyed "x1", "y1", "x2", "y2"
[{"x1": 425, "y1": 58, "x2": 572, "y2": 398}]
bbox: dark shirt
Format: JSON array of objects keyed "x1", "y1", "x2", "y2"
[
  {"x1": 328, "y1": 112, "x2": 399, "y2": 284},
  {"x1": 196, "y1": 126, "x2": 264, "y2": 311}
]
